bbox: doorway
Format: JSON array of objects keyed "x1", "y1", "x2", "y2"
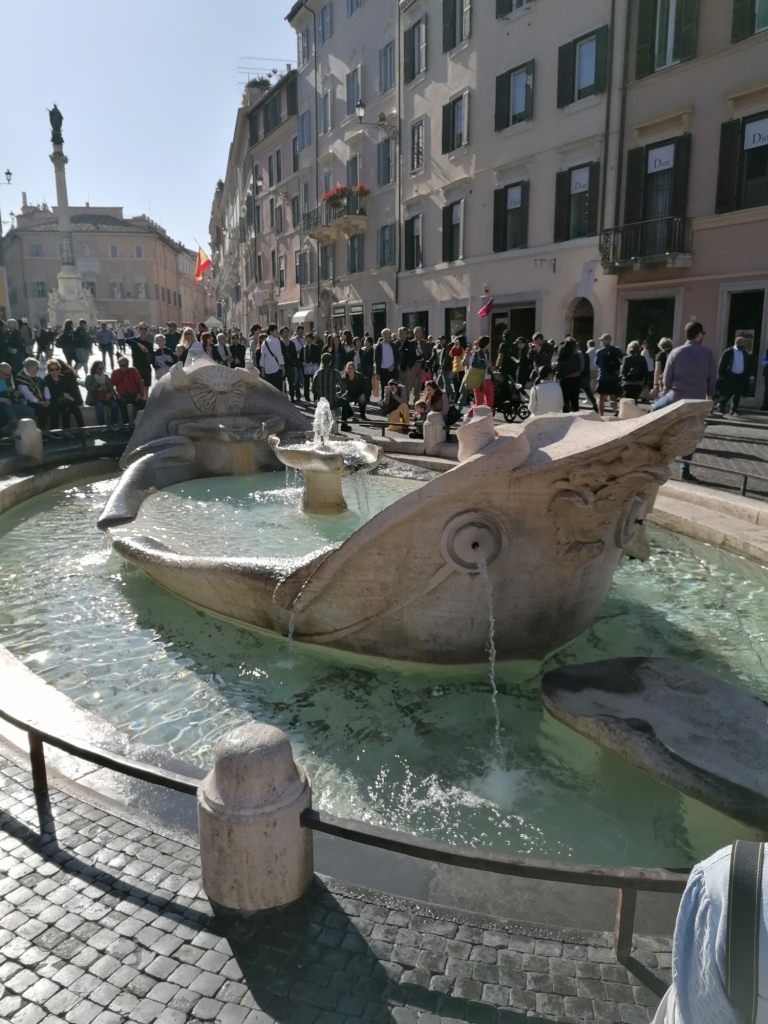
[
  {"x1": 625, "y1": 297, "x2": 676, "y2": 354},
  {"x1": 568, "y1": 298, "x2": 594, "y2": 348},
  {"x1": 445, "y1": 306, "x2": 467, "y2": 342},
  {"x1": 402, "y1": 310, "x2": 429, "y2": 335},
  {"x1": 726, "y1": 289, "x2": 765, "y2": 399},
  {"x1": 490, "y1": 306, "x2": 536, "y2": 360},
  {"x1": 371, "y1": 304, "x2": 387, "y2": 340}
]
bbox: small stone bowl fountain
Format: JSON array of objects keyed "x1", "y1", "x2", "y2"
[{"x1": 268, "y1": 399, "x2": 382, "y2": 515}]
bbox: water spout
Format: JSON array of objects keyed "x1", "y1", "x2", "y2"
[
  {"x1": 288, "y1": 611, "x2": 296, "y2": 643},
  {"x1": 478, "y1": 558, "x2": 502, "y2": 761},
  {"x1": 313, "y1": 398, "x2": 335, "y2": 448}
]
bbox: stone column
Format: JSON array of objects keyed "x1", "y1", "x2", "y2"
[
  {"x1": 198, "y1": 722, "x2": 314, "y2": 912},
  {"x1": 50, "y1": 146, "x2": 75, "y2": 267}
]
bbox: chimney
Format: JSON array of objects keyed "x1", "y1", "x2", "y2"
[
  {"x1": 286, "y1": 63, "x2": 292, "y2": 72},
  {"x1": 22, "y1": 191, "x2": 27, "y2": 207}
]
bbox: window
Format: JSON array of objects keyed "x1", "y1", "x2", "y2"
[
  {"x1": 271, "y1": 249, "x2": 277, "y2": 279},
  {"x1": 321, "y1": 90, "x2": 332, "y2": 134},
  {"x1": 442, "y1": 92, "x2": 469, "y2": 153},
  {"x1": 410, "y1": 120, "x2": 425, "y2": 171},
  {"x1": 443, "y1": 0, "x2": 471, "y2": 52},
  {"x1": 269, "y1": 198, "x2": 275, "y2": 229},
  {"x1": 635, "y1": 0, "x2": 698, "y2": 77},
  {"x1": 263, "y1": 95, "x2": 281, "y2": 136},
  {"x1": 276, "y1": 148, "x2": 282, "y2": 183},
  {"x1": 442, "y1": 200, "x2": 464, "y2": 262},
  {"x1": 268, "y1": 155, "x2": 275, "y2": 188},
  {"x1": 255, "y1": 203, "x2": 262, "y2": 233},
  {"x1": 276, "y1": 205, "x2": 284, "y2": 233},
  {"x1": 404, "y1": 17, "x2": 428, "y2": 83},
  {"x1": 624, "y1": 136, "x2": 691, "y2": 223},
  {"x1": 110, "y1": 281, "x2": 123, "y2": 299},
  {"x1": 716, "y1": 113, "x2": 768, "y2": 212},
  {"x1": 320, "y1": 243, "x2": 334, "y2": 279},
  {"x1": 155, "y1": 284, "x2": 159, "y2": 299},
  {"x1": 278, "y1": 255, "x2": 286, "y2": 289},
  {"x1": 295, "y1": 250, "x2": 311, "y2": 285},
  {"x1": 348, "y1": 234, "x2": 364, "y2": 273},
  {"x1": 732, "y1": 0, "x2": 768, "y2": 42},
  {"x1": 379, "y1": 41, "x2": 395, "y2": 94},
  {"x1": 557, "y1": 27, "x2": 609, "y2": 107},
  {"x1": 134, "y1": 245, "x2": 143, "y2": 259},
  {"x1": 110, "y1": 245, "x2": 118, "y2": 258},
  {"x1": 377, "y1": 224, "x2": 396, "y2": 267},
  {"x1": 346, "y1": 0, "x2": 361, "y2": 14},
  {"x1": 33, "y1": 280, "x2": 46, "y2": 298},
  {"x1": 496, "y1": 0, "x2": 530, "y2": 14},
  {"x1": 84, "y1": 281, "x2": 96, "y2": 296},
  {"x1": 162, "y1": 287, "x2": 167, "y2": 302},
  {"x1": 135, "y1": 282, "x2": 148, "y2": 300},
  {"x1": 346, "y1": 67, "x2": 361, "y2": 117},
  {"x1": 298, "y1": 110, "x2": 311, "y2": 151},
  {"x1": 493, "y1": 182, "x2": 530, "y2": 251},
  {"x1": 291, "y1": 195, "x2": 300, "y2": 227},
  {"x1": 377, "y1": 137, "x2": 396, "y2": 186},
  {"x1": 257, "y1": 253, "x2": 263, "y2": 281},
  {"x1": 29, "y1": 244, "x2": 43, "y2": 257},
  {"x1": 301, "y1": 182, "x2": 310, "y2": 212},
  {"x1": 554, "y1": 163, "x2": 600, "y2": 241},
  {"x1": 292, "y1": 135, "x2": 299, "y2": 173},
  {"x1": 494, "y1": 61, "x2": 534, "y2": 130},
  {"x1": 319, "y1": 2, "x2": 332, "y2": 44},
  {"x1": 404, "y1": 214, "x2": 423, "y2": 269},
  {"x1": 298, "y1": 25, "x2": 311, "y2": 66}
]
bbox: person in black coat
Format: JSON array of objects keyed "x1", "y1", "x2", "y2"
[
  {"x1": 716, "y1": 335, "x2": 751, "y2": 416},
  {"x1": 620, "y1": 341, "x2": 650, "y2": 403}
]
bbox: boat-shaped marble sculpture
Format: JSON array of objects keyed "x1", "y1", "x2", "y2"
[{"x1": 100, "y1": 356, "x2": 709, "y2": 663}]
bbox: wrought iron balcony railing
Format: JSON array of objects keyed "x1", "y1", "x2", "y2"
[
  {"x1": 600, "y1": 216, "x2": 693, "y2": 267},
  {"x1": 302, "y1": 196, "x2": 368, "y2": 233}
]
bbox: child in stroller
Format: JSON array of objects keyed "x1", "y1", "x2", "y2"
[{"x1": 492, "y1": 371, "x2": 530, "y2": 422}]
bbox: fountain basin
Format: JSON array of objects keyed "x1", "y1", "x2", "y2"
[{"x1": 268, "y1": 431, "x2": 382, "y2": 515}]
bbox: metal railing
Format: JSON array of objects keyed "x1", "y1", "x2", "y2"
[
  {"x1": 675, "y1": 456, "x2": 767, "y2": 498},
  {"x1": 302, "y1": 197, "x2": 368, "y2": 233},
  {"x1": 601, "y1": 216, "x2": 692, "y2": 266},
  {"x1": 0, "y1": 702, "x2": 688, "y2": 964}
]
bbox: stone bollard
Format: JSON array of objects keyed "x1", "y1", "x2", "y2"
[
  {"x1": 198, "y1": 722, "x2": 313, "y2": 912},
  {"x1": 14, "y1": 418, "x2": 44, "y2": 464},
  {"x1": 423, "y1": 411, "x2": 446, "y2": 456},
  {"x1": 618, "y1": 399, "x2": 644, "y2": 420},
  {"x1": 457, "y1": 406, "x2": 497, "y2": 462}
]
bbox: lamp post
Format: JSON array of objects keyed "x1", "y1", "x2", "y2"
[
  {"x1": 354, "y1": 101, "x2": 399, "y2": 140},
  {"x1": 0, "y1": 169, "x2": 12, "y2": 318}
]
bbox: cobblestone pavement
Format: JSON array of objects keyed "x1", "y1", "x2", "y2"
[{"x1": 0, "y1": 754, "x2": 671, "y2": 1024}]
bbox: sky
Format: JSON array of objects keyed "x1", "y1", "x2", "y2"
[{"x1": 0, "y1": 0, "x2": 296, "y2": 253}]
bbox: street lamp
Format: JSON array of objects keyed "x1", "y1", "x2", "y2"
[
  {"x1": 0, "y1": 169, "x2": 12, "y2": 318},
  {"x1": 354, "y1": 102, "x2": 399, "y2": 140}
]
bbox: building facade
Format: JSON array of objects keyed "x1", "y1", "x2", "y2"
[
  {"x1": 602, "y1": 0, "x2": 768, "y2": 405},
  {"x1": 210, "y1": 71, "x2": 303, "y2": 331},
  {"x1": 3, "y1": 197, "x2": 205, "y2": 328}
]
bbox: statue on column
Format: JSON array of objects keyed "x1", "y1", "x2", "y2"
[{"x1": 49, "y1": 104, "x2": 64, "y2": 145}]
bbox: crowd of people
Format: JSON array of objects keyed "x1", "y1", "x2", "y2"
[{"x1": 0, "y1": 312, "x2": 760, "y2": 444}]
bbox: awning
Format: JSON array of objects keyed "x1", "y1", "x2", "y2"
[{"x1": 292, "y1": 309, "x2": 314, "y2": 324}]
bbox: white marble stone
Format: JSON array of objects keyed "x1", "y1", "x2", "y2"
[{"x1": 14, "y1": 418, "x2": 44, "y2": 464}]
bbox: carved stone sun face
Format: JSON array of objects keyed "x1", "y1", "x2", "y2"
[{"x1": 190, "y1": 365, "x2": 247, "y2": 417}]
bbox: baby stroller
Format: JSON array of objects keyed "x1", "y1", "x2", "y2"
[{"x1": 492, "y1": 372, "x2": 530, "y2": 423}]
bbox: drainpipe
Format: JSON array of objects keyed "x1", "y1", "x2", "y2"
[
  {"x1": 613, "y1": 0, "x2": 632, "y2": 230},
  {"x1": 599, "y1": 0, "x2": 617, "y2": 236},
  {"x1": 394, "y1": 0, "x2": 403, "y2": 312},
  {"x1": 302, "y1": 0, "x2": 322, "y2": 320}
]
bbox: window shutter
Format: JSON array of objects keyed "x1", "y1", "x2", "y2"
[
  {"x1": 346, "y1": 71, "x2": 354, "y2": 115},
  {"x1": 463, "y1": 0, "x2": 471, "y2": 41},
  {"x1": 732, "y1": 0, "x2": 753, "y2": 43},
  {"x1": 594, "y1": 25, "x2": 610, "y2": 94},
  {"x1": 554, "y1": 170, "x2": 571, "y2": 242},
  {"x1": 671, "y1": 133, "x2": 692, "y2": 219},
  {"x1": 461, "y1": 90, "x2": 470, "y2": 146},
  {"x1": 586, "y1": 162, "x2": 601, "y2": 236},
  {"x1": 441, "y1": 102, "x2": 452, "y2": 154},
  {"x1": 442, "y1": 205, "x2": 452, "y2": 262},
  {"x1": 379, "y1": 47, "x2": 385, "y2": 94},
  {"x1": 492, "y1": 188, "x2": 508, "y2": 252},
  {"x1": 496, "y1": 0, "x2": 514, "y2": 15},
  {"x1": 458, "y1": 199, "x2": 465, "y2": 259},
  {"x1": 519, "y1": 180, "x2": 530, "y2": 248},
  {"x1": 715, "y1": 119, "x2": 741, "y2": 214},
  {"x1": 524, "y1": 59, "x2": 535, "y2": 120},
  {"x1": 404, "y1": 217, "x2": 415, "y2": 270},
  {"x1": 404, "y1": 26, "x2": 415, "y2": 83},
  {"x1": 557, "y1": 43, "x2": 575, "y2": 108},
  {"x1": 421, "y1": 15, "x2": 428, "y2": 73},
  {"x1": 377, "y1": 140, "x2": 385, "y2": 187},
  {"x1": 635, "y1": 0, "x2": 656, "y2": 79},
  {"x1": 679, "y1": 0, "x2": 699, "y2": 62},
  {"x1": 494, "y1": 72, "x2": 510, "y2": 131},
  {"x1": 443, "y1": 0, "x2": 456, "y2": 52},
  {"x1": 624, "y1": 147, "x2": 646, "y2": 223}
]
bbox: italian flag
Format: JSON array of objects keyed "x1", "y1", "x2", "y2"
[{"x1": 194, "y1": 247, "x2": 212, "y2": 282}]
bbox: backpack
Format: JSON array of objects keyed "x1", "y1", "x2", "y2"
[{"x1": 605, "y1": 347, "x2": 622, "y2": 376}]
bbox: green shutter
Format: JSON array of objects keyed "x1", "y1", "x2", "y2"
[
  {"x1": 671, "y1": 134, "x2": 692, "y2": 219},
  {"x1": 404, "y1": 217, "x2": 415, "y2": 271},
  {"x1": 493, "y1": 188, "x2": 508, "y2": 252},
  {"x1": 594, "y1": 25, "x2": 610, "y2": 94},
  {"x1": 443, "y1": 0, "x2": 456, "y2": 53},
  {"x1": 442, "y1": 102, "x2": 452, "y2": 154},
  {"x1": 403, "y1": 26, "x2": 415, "y2": 83},
  {"x1": 496, "y1": 0, "x2": 513, "y2": 15},
  {"x1": 463, "y1": 0, "x2": 471, "y2": 41},
  {"x1": 554, "y1": 170, "x2": 571, "y2": 242},
  {"x1": 624, "y1": 147, "x2": 646, "y2": 224},
  {"x1": 679, "y1": 0, "x2": 699, "y2": 62},
  {"x1": 586, "y1": 162, "x2": 601, "y2": 236},
  {"x1": 377, "y1": 140, "x2": 385, "y2": 187},
  {"x1": 732, "y1": 0, "x2": 754, "y2": 42},
  {"x1": 494, "y1": 72, "x2": 510, "y2": 131},
  {"x1": 524, "y1": 60, "x2": 535, "y2": 120},
  {"x1": 461, "y1": 90, "x2": 470, "y2": 146},
  {"x1": 442, "y1": 205, "x2": 452, "y2": 262},
  {"x1": 557, "y1": 43, "x2": 575, "y2": 108},
  {"x1": 519, "y1": 181, "x2": 530, "y2": 248},
  {"x1": 715, "y1": 120, "x2": 742, "y2": 214},
  {"x1": 635, "y1": 0, "x2": 657, "y2": 79},
  {"x1": 458, "y1": 199, "x2": 465, "y2": 259}
]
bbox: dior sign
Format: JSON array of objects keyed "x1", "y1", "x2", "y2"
[
  {"x1": 744, "y1": 117, "x2": 768, "y2": 151},
  {"x1": 647, "y1": 143, "x2": 675, "y2": 174}
]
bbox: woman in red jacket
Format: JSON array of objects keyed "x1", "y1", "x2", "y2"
[{"x1": 110, "y1": 356, "x2": 146, "y2": 430}]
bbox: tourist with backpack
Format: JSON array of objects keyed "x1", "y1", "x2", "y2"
[{"x1": 594, "y1": 333, "x2": 624, "y2": 416}]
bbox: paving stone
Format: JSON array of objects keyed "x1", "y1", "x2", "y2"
[
  {"x1": 9, "y1": 1004, "x2": 47, "y2": 1024},
  {"x1": 193, "y1": 997, "x2": 225, "y2": 1021},
  {"x1": 64, "y1": 999, "x2": 102, "y2": 1024},
  {"x1": 564, "y1": 995, "x2": 599, "y2": 1019}
]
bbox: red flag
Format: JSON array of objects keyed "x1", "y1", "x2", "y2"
[
  {"x1": 194, "y1": 247, "x2": 212, "y2": 283},
  {"x1": 478, "y1": 296, "x2": 493, "y2": 317}
]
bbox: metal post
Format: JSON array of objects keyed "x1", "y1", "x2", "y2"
[
  {"x1": 741, "y1": 476, "x2": 748, "y2": 497},
  {"x1": 614, "y1": 887, "x2": 638, "y2": 962},
  {"x1": 28, "y1": 731, "x2": 48, "y2": 799}
]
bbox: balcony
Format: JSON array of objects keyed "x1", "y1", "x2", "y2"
[
  {"x1": 303, "y1": 197, "x2": 368, "y2": 240},
  {"x1": 600, "y1": 216, "x2": 693, "y2": 273}
]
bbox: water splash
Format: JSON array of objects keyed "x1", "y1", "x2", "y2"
[
  {"x1": 350, "y1": 472, "x2": 369, "y2": 515},
  {"x1": 287, "y1": 612, "x2": 296, "y2": 643},
  {"x1": 313, "y1": 398, "x2": 335, "y2": 448},
  {"x1": 478, "y1": 558, "x2": 502, "y2": 761}
]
